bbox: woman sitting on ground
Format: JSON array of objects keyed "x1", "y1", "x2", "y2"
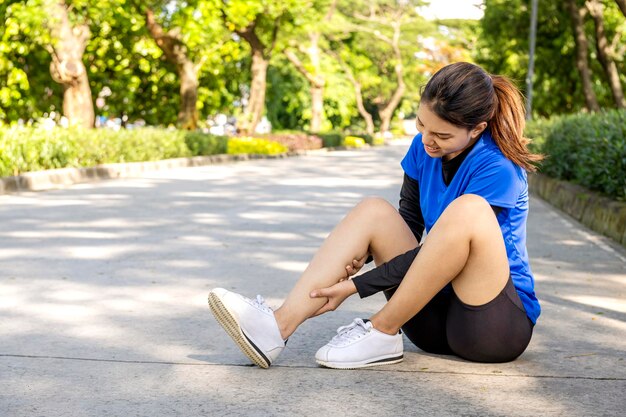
[{"x1": 208, "y1": 61, "x2": 542, "y2": 369}]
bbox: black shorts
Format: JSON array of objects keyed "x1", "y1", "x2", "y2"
[{"x1": 384, "y1": 276, "x2": 534, "y2": 363}]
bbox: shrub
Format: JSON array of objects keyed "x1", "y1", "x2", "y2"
[
  {"x1": 344, "y1": 136, "x2": 366, "y2": 148},
  {"x1": 185, "y1": 132, "x2": 228, "y2": 156},
  {"x1": 532, "y1": 110, "x2": 626, "y2": 201},
  {"x1": 0, "y1": 126, "x2": 229, "y2": 177},
  {"x1": 227, "y1": 137, "x2": 288, "y2": 155},
  {"x1": 254, "y1": 131, "x2": 322, "y2": 151},
  {"x1": 316, "y1": 132, "x2": 344, "y2": 148}
]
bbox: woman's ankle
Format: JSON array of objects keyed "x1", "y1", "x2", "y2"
[
  {"x1": 273, "y1": 307, "x2": 295, "y2": 341},
  {"x1": 369, "y1": 315, "x2": 401, "y2": 336}
]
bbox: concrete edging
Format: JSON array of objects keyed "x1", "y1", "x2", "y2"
[
  {"x1": 0, "y1": 149, "x2": 340, "y2": 195},
  {"x1": 528, "y1": 173, "x2": 626, "y2": 247}
]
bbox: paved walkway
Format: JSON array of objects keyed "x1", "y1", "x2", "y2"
[{"x1": 1, "y1": 141, "x2": 624, "y2": 416}]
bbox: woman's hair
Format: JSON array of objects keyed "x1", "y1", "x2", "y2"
[{"x1": 421, "y1": 62, "x2": 542, "y2": 171}]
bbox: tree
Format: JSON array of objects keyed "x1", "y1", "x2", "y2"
[
  {"x1": 220, "y1": 1, "x2": 306, "y2": 134},
  {"x1": 325, "y1": 0, "x2": 430, "y2": 134},
  {"x1": 145, "y1": 8, "x2": 201, "y2": 129},
  {"x1": 0, "y1": 1, "x2": 58, "y2": 123},
  {"x1": 476, "y1": 0, "x2": 613, "y2": 116},
  {"x1": 281, "y1": 0, "x2": 338, "y2": 132},
  {"x1": 7, "y1": 0, "x2": 96, "y2": 127},
  {"x1": 337, "y1": 0, "x2": 420, "y2": 133},
  {"x1": 139, "y1": 0, "x2": 236, "y2": 129},
  {"x1": 586, "y1": 0, "x2": 625, "y2": 109},
  {"x1": 566, "y1": 0, "x2": 600, "y2": 112}
]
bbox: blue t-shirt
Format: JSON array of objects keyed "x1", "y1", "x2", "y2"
[{"x1": 400, "y1": 131, "x2": 540, "y2": 324}]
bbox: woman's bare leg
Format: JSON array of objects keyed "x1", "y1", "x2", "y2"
[
  {"x1": 370, "y1": 194, "x2": 510, "y2": 335},
  {"x1": 273, "y1": 197, "x2": 418, "y2": 339}
]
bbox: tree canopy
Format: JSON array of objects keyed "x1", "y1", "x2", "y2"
[{"x1": 0, "y1": 0, "x2": 624, "y2": 130}]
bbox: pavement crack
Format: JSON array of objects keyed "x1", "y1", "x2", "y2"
[{"x1": 1, "y1": 353, "x2": 624, "y2": 381}]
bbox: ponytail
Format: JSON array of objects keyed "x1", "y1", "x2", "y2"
[{"x1": 490, "y1": 75, "x2": 543, "y2": 172}]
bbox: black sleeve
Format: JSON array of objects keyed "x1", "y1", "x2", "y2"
[
  {"x1": 399, "y1": 173, "x2": 425, "y2": 242},
  {"x1": 352, "y1": 246, "x2": 421, "y2": 298}
]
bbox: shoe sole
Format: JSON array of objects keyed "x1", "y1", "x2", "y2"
[
  {"x1": 316, "y1": 354, "x2": 403, "y2": 370},
  {"x1": 208, "y1": 292, "x2": 270, "y2": 369}
]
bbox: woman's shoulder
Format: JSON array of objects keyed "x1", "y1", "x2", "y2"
[
  {"x1": 401, "y1": 133, "x2": 428, "y2": 178},
  {"x1": 470, "y1": 135, "x2": 525, "y2": 179}
]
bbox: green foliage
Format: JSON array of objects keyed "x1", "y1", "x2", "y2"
[
  {"x1": 0, "y1": 126, "x2": 235, "y2": 176},
  {"x1": 316, "y1": 132, "x2": 344, "y2": 147},
  {"x1": 476, "y1": 0, "x2": 625, "y2": 117},
  {"x1": 529, "y1": 110, "x2": 626, "y2": 200},
  {"x1": 227, "y1": 137, "x2": 288, "y2": 155},
  {"x1": 266, "y1": 58, "x2": 309, "y2": 130},
  {"x1": 185, "y1": 132, "x2": 228, "y2": 156},
  {"x1": 343, "y1": 135, "x2": 365, "y2": 148}
]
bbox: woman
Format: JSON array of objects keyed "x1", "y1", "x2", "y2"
[{"x1": 208, "y1": 62, "x2": 542, "y2": 369}]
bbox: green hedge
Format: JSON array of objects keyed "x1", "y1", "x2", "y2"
[
  {"x1": 0, "y1": 126, "x2": 384, "y2": 178},
  {"x1": 0, "y1": 127, "x2": 281, "y2": 177},
  {"x1": 526, "y1": 109, "x2": 626, "y2": 201}
]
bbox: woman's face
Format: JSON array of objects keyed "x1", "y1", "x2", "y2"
[{"x1": 416, "y1": 104, "x2": 487, "y2": 161}]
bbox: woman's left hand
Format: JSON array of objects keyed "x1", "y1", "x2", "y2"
[{"x1": 309, "y1": 279, "x2": 358, "y2": 317}]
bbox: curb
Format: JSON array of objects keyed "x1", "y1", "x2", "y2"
[
  {"x1": 528, "y1": 173, "x2": 626, "y2": 247},
  {"x1": 0, "y1": 147, "x2": 356, "y2": 195}
]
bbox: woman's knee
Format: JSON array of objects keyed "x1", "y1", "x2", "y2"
[
  {"x1": 439, "y1": 194, "x2": 497, "y2": 230},
  {"x1": 446, "y1": 194, "x2": 492, "y2": 215},
  {"x1": 354, "y1": 197, "x2": 397, "y2": 218}
]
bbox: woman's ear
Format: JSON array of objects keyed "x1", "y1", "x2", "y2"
[{"x1": 471, "y1": 121, "x2": 488, "y2": 139}]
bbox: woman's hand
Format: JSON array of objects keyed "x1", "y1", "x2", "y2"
[
  {"x1": 309, "y1": 279, "x2": 358, "y2": 317},
  {"x1": 344, "y1": 254, "x2": 368, "y2": 279}
]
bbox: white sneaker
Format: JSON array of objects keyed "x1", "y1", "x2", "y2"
[
  {"x1": 208, "y1": 288, "x2": 285, "y2": 368},
  {"x1": 315, "y1": 318, "x2": 403, "y2": 369}
]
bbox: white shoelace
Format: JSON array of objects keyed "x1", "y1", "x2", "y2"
[
  {"x1": 329, "y1": 318, "x2": 371, "y2": 347},
  {"x1": 250, "y1": 294, "x2": 273, "y2": 314}
]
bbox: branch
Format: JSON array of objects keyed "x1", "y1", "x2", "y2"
[
  {"x1": 284, "y1": 48, "x2": 321, "y2": 86},
  {"x1": 235, "y1": 17, "x2": 267, "y2": 57},
  {"x1": 268, "y1": 16, "x2": 281, "y2": 55},
  {"x1": 324, "y1": 0, "x2": 337, "y2": 20}
]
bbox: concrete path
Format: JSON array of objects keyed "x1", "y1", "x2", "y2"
[{"x1": 1, "y1": 141, "x2": 624, "y2": 417}]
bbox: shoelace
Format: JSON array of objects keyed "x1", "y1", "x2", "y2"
[
  {"x1": 330, "y1": 318, "x2": 370, "y2": 346},
  {"x1": 249, "y1": 295, "x2": 288, "y2": 345},
  {"x1": 250, "y1": 294, "x2": 273, "y2": 314}
]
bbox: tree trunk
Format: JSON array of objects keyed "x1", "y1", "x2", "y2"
[
  {"x1": 307, "y1": 33, "x2": 324, "y2": 133},
  {"x1": 565, "y1": 0, "x2": 600, "y2": 112},
  {"x1": 377, "y1": 21, "x2": 405, "y2": 134},
  {"x1": 245, "y1": 49, "x2": 269, "y2": 134},
  {"x1": 284, "y1": 32, "x2": 326, "y2": 133},
  {"x1": 615, "y1": 0, "x2": 626, "y2": 17},
  {"x1": 587, "y1": 0, "x2": 626, "y2": 108},
  {"x1": 48, "y1": 1, "x2": 94, "y2": 128},
  {"x1": 179, "y1": 61, "x2": 200, "y2": 129},
  {"x1": 146, "y1": 8, "x2": 199, "y2": 130},
  {"x1": 310, "y1": 84, "x2": 324, "y2": 133},
  {"x1": 235, "y1": 17, "x2": 279, "y2": 134}
]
